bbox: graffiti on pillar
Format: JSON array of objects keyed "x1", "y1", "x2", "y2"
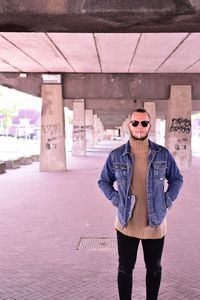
[
  {"x1": 73, "y1": 125, "x2": 85, "y2": 141},
  {"x1": 73, "y1": 125, "x2": 85, "y2": 133},
  {"x1": 85, "y1": 125, "x2": 94, "y2": 130},
  {"x1": 169, "y1": 118, "x2": 191, "y2": 134},
  {"x1": 172, "y1": 137, "x2": 189, "y2": 164},
  {"x1": 41, "y1": 123, "x2": 60, "y2": 135},
  {"x1": 41, "y1": 123, "x2": 61, "y2": 150},
  {"x1": 41, "y1": 98, "x2": 53, "y2": 116},
  {"x1": 174, "y1": 138, "x2": 188, "y2": 151},
  {"x1": 45, "y1": 137, "x2": 57, "y2": 150}
]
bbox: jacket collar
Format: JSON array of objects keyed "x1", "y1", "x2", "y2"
[
  {"x1": 148, "y1": 140, "x2": 162, "y2": 153},
  {"x1": 122, "y1": 139, "x2": 161, "y2": 156}
]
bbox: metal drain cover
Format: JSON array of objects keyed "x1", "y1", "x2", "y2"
[{"x1": 77, "y1": 237, "x2": 117, "y2": 251}]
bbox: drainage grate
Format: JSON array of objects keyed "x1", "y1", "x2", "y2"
[{"x1": 77, "y1": 237, "x2": 117, "y2": 251}]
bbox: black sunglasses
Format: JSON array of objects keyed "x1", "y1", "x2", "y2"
[{"x1": 129, "y1": 120, "x2": 150, "y2": 127}]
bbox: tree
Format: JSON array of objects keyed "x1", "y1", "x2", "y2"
[{"x1": 0, "y1": 86, "x2": 19, "y2": 136}]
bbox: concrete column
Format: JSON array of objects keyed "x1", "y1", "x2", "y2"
[
  {"x1": 122, "y1": 117, "x2": 130, "y2": 139},
  {"x1": 118, "y1": 126, "x2": 122, "y2": 137},
  {"x1": 155, "y1": 118, "x2": 164, "y2": 145},
  {"x1": 100, "y1": 121, "x2": 105, "y2": 140},
  {"x1": 85, "y1": 109, "x2": 94, "y2": 148},
  {"x1": 93, "y1": 114, "x2": 98, "y2": 145},
  {"x1": 97, "y1": 118, "x2": 104, "y2": 141},
  {"x1": 144, "y1": 102, "x2": 156, "y2": 141},
  {"x1": 72, "y1": 99, "x2": 86, "y2": 156},
  {"x1": 165, "y1": 85, "x2": 192, "y2": 170},
  {"x1": 40, "y1": 84, "x2": 66, "y2": 171},
  {"x1": 121, "y1": 121, "x2": 126, "y2": 138}
]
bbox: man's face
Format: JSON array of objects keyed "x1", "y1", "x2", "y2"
[{"x1": 128, "y1": 112, "x2": 151, "y2": 140}]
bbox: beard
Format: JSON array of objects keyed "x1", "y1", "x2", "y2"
[{"x1": 130, "y1": 132, "x2": 149, "y2": 141}]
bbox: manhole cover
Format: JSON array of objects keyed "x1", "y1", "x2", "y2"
[{"x1": 77, "y1": 237, "x2": 117, "y2": 251}]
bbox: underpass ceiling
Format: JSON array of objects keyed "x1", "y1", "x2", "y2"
[
  {"x1": 1, "y1": 31, "x2": 200, "y2": 129},
  {"x1": 1, "y1": 32, "x2": 200, "y2": 73}
]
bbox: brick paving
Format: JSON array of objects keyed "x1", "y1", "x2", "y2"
[{"x1": 0, "y1": 142, "x2": 199, "y2": 299}]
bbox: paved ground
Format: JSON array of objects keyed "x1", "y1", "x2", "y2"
[{"x1": 0, "y1": 141, "x2": 200, "y2": 300}]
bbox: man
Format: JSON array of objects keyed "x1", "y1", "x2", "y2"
[{"x1": 98, "y1": 108, "x2": 183, "y2": 300}]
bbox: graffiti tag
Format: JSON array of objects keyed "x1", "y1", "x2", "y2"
[
  {"x1": 41, "y1": 123, "x2": 60, "y2": 135},
  {"x1": 73, "y1": 125, "x2": 85, "y2": 134},
  {"x1": 45, "y1": 137, "x2": 57, "y2": 150},
  {"x1": 169, "y1": 118, "x2": 191, "y2": 134}
]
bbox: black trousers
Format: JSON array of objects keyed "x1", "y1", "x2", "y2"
[{"x1": 117, "y1": 230, "x2": 165, "y2": 300}]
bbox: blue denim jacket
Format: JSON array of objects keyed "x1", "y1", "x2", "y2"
[{"x1": 98, "y1": 140, "x2": 183, "y2": 227}]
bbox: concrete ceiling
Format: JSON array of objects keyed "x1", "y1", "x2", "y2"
[
  {"x1": 1, "y1": 32, "x2": 200, "y2": 74},
  {"x1": 1, "y1": 1, "x2": 200, "y2": 33}
]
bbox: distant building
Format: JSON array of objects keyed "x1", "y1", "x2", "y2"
[{"x1": 0, "y1": 109, "x2": 41, "y2": 139}]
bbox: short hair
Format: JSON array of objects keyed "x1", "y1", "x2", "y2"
[{"x1": 130, "y1": 108, "x2": 150, "y2": 120}]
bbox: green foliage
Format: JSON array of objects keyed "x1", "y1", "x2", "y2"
[{"x1": 0, "y1": 86, "x2": 19, "y2": 133}]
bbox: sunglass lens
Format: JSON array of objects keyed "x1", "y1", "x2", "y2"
[
  {"x1": 141, "y1": 121, "x2": 149, "y2": 127},
  {"x1": 131, "y1": 121, "x2": 139, "y2": 127},
  {"x1": 130, "y1": 120, "x2": 149, "y2": 127}
]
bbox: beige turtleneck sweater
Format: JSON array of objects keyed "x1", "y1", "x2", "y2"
[{"x1": 115, "y1": 138, "x2": 167, "y2": 239}]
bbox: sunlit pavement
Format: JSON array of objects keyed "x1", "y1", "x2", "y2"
[
  {"x1": 0, "y1": 140, "x2": 199, "y2": 299},
  {"x1": 0, "y1": 137, "x2": 40, "y2": 160}
]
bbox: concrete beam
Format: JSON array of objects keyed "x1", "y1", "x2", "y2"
[
  {"x1": 63, "y1": 73, "x2": 200, "y2": 100},
  {"x1": 0, "y1": 1, "x2": 200, "y2": 33},
  {"x1": 1, "y1": 72, "x2": 200, "y2": 129},
  {"x1": 2, "y1": 72, "x2": 200, "y2": 102},
  {"x1": 0, "y1": 73, "x2": 42, "y2": 97},
  {"x1": 2, "y1": 72, "x2": 200, "y2": 101}
]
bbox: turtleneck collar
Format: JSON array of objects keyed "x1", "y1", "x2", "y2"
[{"x1": 129, "y1": 136, "x2": 149, "y2": 153}]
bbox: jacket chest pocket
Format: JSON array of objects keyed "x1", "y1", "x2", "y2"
[
  {"x1": 152, "y1": 162, "x2": 167, "y2": 182},
  {"x1": 113, "y1": 163, "x2": 128, "y2": 180}
]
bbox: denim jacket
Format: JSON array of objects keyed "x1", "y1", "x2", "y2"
[{"x1": 98, "y1": 140, "x2": 183, "y2": 227}]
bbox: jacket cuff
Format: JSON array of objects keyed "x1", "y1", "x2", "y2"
[
  {"x1": 111, "y1": 191, "x2": 119, "y2": 207},
  {"x1": 165, "y1": 193, "x2": 172, "y2": 208}
]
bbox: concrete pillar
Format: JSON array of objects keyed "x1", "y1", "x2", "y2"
[
  {"x1": 93, "y1": 114, "x2": 98, "y2": 145},
  {"x1": 144, "y1": 102, "x2": 156, "y2": 141},
  {"x1": 122, "y1": 117, "x2": 130, "y2": 139},
  {"x1": 101, "y1": 121, "x2": 105, "y2": 140},
  {"x1": 121, "y1": 121, "x2": 126, "y2": 138},
  {"x1": 165, "y1": 85, "x2": 192, "y2": 170},
  {"x1": 97, "y1": 118, "x2": 104, "y2": 141},
  {"x1": 85, "y1": 109, "x2": 94, "y2": 148},
  {"x1": 40, "y1": 84, "x2": 66, "y2": 171},
  {"x1": 155, "y1": 118, "x2": 164, "y2": 145},
  {"x1": 72, "y1": 99, "x2": 86, "y2": 156},
  {"x1": 118, "y1": 126, "x2": 122, "y2": 137}
]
